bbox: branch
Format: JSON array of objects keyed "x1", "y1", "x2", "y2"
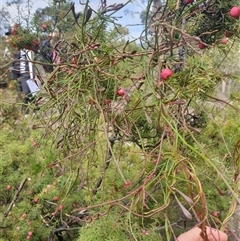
[
  {"x1": 4, "y1": 178, "x2": 27, "y2": 218},
  {"x1": 204, "y1": 94, "x2": 240, "y2": 112},
  {"x1": 0, "y1": 59, "x2": 57, "y2": 72},
  {"x1": 0, "y1": 60, "x2": 13, "y2": 70},
  {"x1": 226, "y1": 227, "x2": 240, "y2": 241},
  {"x1": 100, "y1": 4, "x2": 124, "y2": 15},
  {"x1": 92, "y1": 132, "x2": 119, "y2": 194}
]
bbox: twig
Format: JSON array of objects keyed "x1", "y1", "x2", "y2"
[
  {"x1": 226, "y1": 227, "x2": 240, "y2": 241},
  {"x1": 92, "y1": 132, "x2": 118, "y2": 194},
  {"x1": 4, "y1": 178, "x2": 27, "y2": 218},
  {"x1": 204, "y1": 94, "x2": 240, "y2": 112}
]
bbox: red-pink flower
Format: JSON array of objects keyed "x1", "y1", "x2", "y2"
[
  {"x1": 123, "y1": 180, "x2": 131, "y2": 189},
  {"x1": 141, "y1": 228, "x2": 149, "y2": 235}
]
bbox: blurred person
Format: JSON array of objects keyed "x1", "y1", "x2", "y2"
[
  {"x1": 49, "y1": 28, "x2": 62, "y2": 65},
  {"x1": 10, "y1": 47, "x2": 37, "y2": 117},
  {"x1": 6, "y1": 28, "x2": 38, "y2": 117},
  {"x1": 36, "y1": 28, "x2": 61, "y2": 73},
  {"x1": 3, "y1": 46, "x2": 10, "y2": 59}
]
